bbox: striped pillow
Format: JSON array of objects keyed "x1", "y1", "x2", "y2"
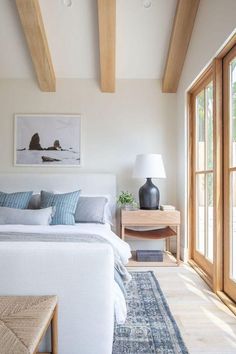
[
  {"x1": 0, "y1": 191, "x2": 33, "y2": 209},
  {"x1": 40, "y1": 190, "x2": 80, "y2": 225}
]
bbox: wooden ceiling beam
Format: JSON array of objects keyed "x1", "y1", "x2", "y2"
[
  {"x1": 97, "y1": 0, "x2": 116, "y2": 93},
  {"x1": 16, "y1": 0, "x2": 56, "y2": 92},
  {"x1": 162, "y1": 0, "x2": 200, "y2": 93}
]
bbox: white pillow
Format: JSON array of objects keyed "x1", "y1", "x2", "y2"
[{"x1": 0, "y1": 206, "x2": 53, "y2": 225}]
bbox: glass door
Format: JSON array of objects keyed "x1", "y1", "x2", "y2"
[
  {"x1": 223, "y1": 45, "x2": 236, "y2": 302},
  {"x1": 192, "y1": 74, "x2": 214, "y2": 279}
]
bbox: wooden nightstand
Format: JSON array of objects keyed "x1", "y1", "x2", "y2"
[{"x1": 121, "y1": 209, "x2": 181, "y2": 266}]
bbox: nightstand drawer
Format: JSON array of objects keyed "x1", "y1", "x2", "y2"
[{"x1": 121, "y1": 210, "x2": 180, "y2": 226}]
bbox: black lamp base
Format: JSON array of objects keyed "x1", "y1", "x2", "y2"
[{"x1": 139, "y1": 178, "x2": 160, "y2": 210}]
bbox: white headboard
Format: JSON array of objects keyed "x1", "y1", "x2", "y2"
[{"x1": 0, "y1": 173, "x2": 117, "y2": 227}]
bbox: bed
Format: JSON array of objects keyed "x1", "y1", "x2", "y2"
[{"x1": 0, "y1": 173, "x2": 131, "y2": 354}]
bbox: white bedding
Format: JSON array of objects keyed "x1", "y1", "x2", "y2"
[
  {"x1": 0, "y1": 223, "x2": 131, "y2": 324},
  {"x1": 0, "y1": 223, "x2": 131, "y2": 264}
]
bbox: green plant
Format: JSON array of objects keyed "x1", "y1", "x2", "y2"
[{"x1": 117, "y1": 191, "x2": 137, "y2": 207}]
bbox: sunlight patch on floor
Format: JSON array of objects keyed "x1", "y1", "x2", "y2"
[{"x1": 129, "y1": 264, "x2": 236, "y2": 354}]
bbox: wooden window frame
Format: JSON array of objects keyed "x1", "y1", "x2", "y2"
[
  {"x1": 223, "y1": 45, "x2": 236, "y2": 303},
  {"x1": 188, "y1": 67, "x2": 214, "y2": 285},
  {"x1": 187, "y1": 33, "x2": 236, "y2": 315}
]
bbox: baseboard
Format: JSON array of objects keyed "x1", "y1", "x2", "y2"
[
  {"x1": 188, "y1": 259, "x2": 213, "y2": 289},
  {"x1": 217, "y1": 291, "x2": 236, "y2": 316}
]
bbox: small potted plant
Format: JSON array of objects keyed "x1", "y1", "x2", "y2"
[{"x1": 117, "y1": 191, "x2": 137, "y2": 210}]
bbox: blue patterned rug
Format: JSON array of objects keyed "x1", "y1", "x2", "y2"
[{"x1": 113, "y1": 271, "x2": 189, "y2": 354}]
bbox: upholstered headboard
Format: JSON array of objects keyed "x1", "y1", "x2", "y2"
[{"x1": 0, "y1": 173, "x2": 117, "y2": 227}]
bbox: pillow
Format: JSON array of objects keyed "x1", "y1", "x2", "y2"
[
  {"x1": 104, "y1": 201, "x2": 113, "y2": 225},
  {"x1": 0, "y1": 191, "x2": 33, "y2": 209},
  {"x1": 75, "y1": 196, "x2": 110, "y2": 224},
  {"x1": 28, "y1": 194, "x2": 41, "y2": 209},
  {"x1": 0, "y1": 206, "x2": 53, "y2": 225},
  {"x1": 41, "y1": 190, "x2": 80, "y2": 225}
]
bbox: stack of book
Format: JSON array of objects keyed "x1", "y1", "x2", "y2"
[{"x1": 160, "y1": 205, "x2": 176, "y2": 211}]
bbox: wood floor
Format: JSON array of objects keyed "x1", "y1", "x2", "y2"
[{"x1": 127, "y1": 264, "x2": 236, "y2": 354}]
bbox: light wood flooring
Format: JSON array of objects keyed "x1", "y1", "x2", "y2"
[{"x1": 127, "y1": 264, "x2": 236, "y2": 354}]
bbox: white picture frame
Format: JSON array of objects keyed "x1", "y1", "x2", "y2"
[{"x1": 14, "y1": 114, "x2": 82, "y2": 166}]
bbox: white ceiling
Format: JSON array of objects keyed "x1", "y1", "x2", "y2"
[{"x1": 0, "y1": 0, "x2": 177, "y2": 79}]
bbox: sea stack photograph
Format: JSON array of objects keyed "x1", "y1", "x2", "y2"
[{"x1": 15, "y1": 114, "x2": 81, "y2": 166}]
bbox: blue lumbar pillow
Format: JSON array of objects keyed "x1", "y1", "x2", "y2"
[
  {"x1": 40, "y1": 190, "x2": 81, "y2": 225},
  {"x1": 0, "y1": 206, "x2": 53, "y2": 225},
  {"x1": 0, "y1": 191, "x2": 33, "y2": 209}
]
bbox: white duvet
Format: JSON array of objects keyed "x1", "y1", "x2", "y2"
[
  {"x1": 0, "y1": 223, "x2": 131, "y2": 263},
  {"x1": 0, "y1": 223, "x2": 131, "y2": 324}
]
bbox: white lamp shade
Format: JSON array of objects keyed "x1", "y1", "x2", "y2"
[{"x1": 133, "y1": 154, "x2": 166, "y2": 179}]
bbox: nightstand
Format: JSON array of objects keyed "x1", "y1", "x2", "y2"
[{"x1": 121, "y1": 209, "x2": 181, "y2": 266}]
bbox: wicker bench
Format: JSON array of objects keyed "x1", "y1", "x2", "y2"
[{"x1": 0, "y1": 295, "x2": 58, "y2": 354}]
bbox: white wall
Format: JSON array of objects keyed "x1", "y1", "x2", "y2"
[
  {"x1": 176, "y1": 0, "x2": 236, "y2": 258},
  {"x1": 0, "y1": 0, "x2": 176, "y2": 80},
  {"x1": 0, "y1": 78, "x2": 177, "y2": 210}
]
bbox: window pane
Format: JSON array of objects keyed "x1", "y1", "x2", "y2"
[
  {"x1": 196, "y1": 90, "x2": 205, "y2": 171},
  {"x1": 230, "y1": 58, "x2": 236, "y2": 167},
  {"x1": 206, "y1": 173, "x2": 213, "y2": 261},
  {"x1": 206, "y1": 82, "x2": 213, "y2": 170},
  {"x1": 196, "y1": 173, "x2": 205, "y2": 254},
  {"x1": 231, "y1": 172, "x2": 236, "y2": 281}
]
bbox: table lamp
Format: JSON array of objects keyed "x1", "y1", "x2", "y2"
[{"x1": 133, "y1": 153, "x2": 166, "y2": 210}]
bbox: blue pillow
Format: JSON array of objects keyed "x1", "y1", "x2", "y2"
[
  {"x1": 75, "y1": 196, "x2": 109, "y2": 224},
  {"x1": 40, "y1": 190, "x2": 80, "y2": 225},
  {"x1": 0, "y1": 191, "x2": 33, "y2": 209}
]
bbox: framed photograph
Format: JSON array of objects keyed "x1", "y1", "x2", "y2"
[{"x1": 14, "y1": 114, "x2": 82, "y2": 166}]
